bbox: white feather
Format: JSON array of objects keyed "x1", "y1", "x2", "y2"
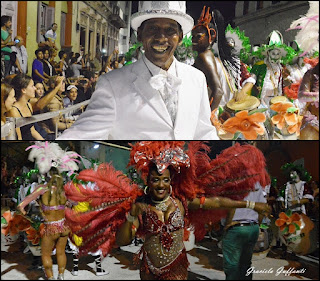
[
  {"x1": 27, "y1": 142, "x2": 79, "y2": 175},
  {"x1": 290, "y1": 1, "x2": 319, "y2": 54}
]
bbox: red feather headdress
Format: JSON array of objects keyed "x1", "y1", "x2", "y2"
[{"x1": 192, "y1": 6, "x2": 216, "y2": 44}]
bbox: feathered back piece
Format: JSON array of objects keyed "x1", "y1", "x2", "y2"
[
  {"x1": 192, "y1": 6, "x2": 216, "y2": 44},
  {"x1": 287, "y1": 1, "x2": 319, "y2": 56},
  {"x1": 188, "y1": 142, "x2": 270, "y2": 241},
  {"x1": 26, "y1": 141, "x2": 80, "y2": 175},
  {"x1": 195, "y1": 143, "x2": 270, "y2": 199},
  {"x1": 64, "y1": 163, "x2": 143, "y2": 257}
]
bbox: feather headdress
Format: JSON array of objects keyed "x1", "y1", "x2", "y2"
[
  {"x1": 287, "y1": 1, "x2": 319, "y2": 56},
  {"x1": 193, "y1": 6, "x2": 216, "y2": 44},
  {"x1": 26, "y1": 141, "x2": 80, "y2": 175}
]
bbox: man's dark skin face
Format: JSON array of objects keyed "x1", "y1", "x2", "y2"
[
  {"x1": 138, "y1": 18, "x2": 183, "y2": 70},
  {"x1": 192, "y1": 25, "x2": 210, "y2": 53}
]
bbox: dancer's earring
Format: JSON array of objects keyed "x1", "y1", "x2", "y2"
[{"x1": 144, "y1": 186, "x2": 149, "y2": 195}]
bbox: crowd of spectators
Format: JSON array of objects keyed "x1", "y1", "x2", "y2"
[{"x1": 1, "y1": 15, "x2": 124, "y2": 140}]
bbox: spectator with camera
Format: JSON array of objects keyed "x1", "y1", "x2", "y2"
[
  {"x1": 74, "y1": 77, "x2": 91, "y2": 103},
  {"x1": 11, "y1": 36, "x2": 27, "y2": 74},
  {"x1": 1, "y1": 15, "x2": 21, "y2": 76},
  {"x1": 39, "y1": 76, "x2": 74, "y2": 137},
  {"x1": 29, "y1": 76, "x2": 64, "y2": 114}
]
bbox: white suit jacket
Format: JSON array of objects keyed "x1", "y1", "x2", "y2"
[{"x1": 57, "y1": 57, "x2": 218, "y2": 140}]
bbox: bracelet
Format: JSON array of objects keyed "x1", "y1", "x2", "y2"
[
  {"x1": 246, "y1": 200, "x2": 250, "y2": 208},
  {"x1": 126, "y1": 212, "x2": 137, "y2": 223},
  {"x1": 248, "y1": 201, "x2": 256, "y2": 210},
  {"x1": 199, "y1": 196, "x2": 206, "y2": 209}
]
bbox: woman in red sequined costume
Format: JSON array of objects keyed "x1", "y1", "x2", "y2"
[
  {"x1": 64, "y1": 141, "x2": 270, "y2": 280},
  {"x1": 114, "y1": 141, "x2": 271, "y2": 280}
]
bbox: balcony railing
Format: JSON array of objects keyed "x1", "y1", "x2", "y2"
[{"x1": 1, "y1": 100, "x2": 90, "y2": 140}]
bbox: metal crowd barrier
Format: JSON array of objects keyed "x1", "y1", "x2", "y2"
[{"x1": 1, "y1": 100, "x2": 90, "y2": 140}]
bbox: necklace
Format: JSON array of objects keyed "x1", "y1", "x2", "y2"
[{"x1": 151, "y1": 196, "x2": 170, "y2": 212}]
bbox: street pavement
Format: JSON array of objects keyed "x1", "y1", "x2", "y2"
[{"x1": 1, "y1": 233, "x2": 318, "y2": 280}]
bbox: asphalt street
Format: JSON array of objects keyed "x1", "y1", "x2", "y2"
[{"x1": 1, "y1": 232, "x2": 318, "y2": 280}]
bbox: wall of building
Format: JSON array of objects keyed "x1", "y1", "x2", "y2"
[
  {"x1": 234, "y1": 1, "x2": 309, "y2": 46},
  {"x1": 118, "y1": 1, "x2": 132, "y2": 55},
  {"x1": 26, "y1": 1, "x2": 40, "y2": 76},
  {"x1": 2, "y1": 1, "x2": 131, "y2": 76}
]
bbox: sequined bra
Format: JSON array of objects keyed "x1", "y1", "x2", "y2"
[
  {"x1": 140, "y1": 197, "x2": 184, "y2": 251},
  {"x1": 142, "y1": 197, "x2": 184, "y2": 233},
  {"x1": 41, "y1": 204, "x2": 66, "y2": 211}
]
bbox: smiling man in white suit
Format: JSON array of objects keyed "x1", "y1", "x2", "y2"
[{"x1": 57, "y1": 1, "x2": 218, "y2": 140}]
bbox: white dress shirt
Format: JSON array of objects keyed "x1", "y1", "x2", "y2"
[{"x1": 57, "y1": 54, "x2": 218, "y2": 140}]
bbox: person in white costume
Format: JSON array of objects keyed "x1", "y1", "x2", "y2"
[{"x1": 57, "y1": 1, "x2": 217, "y2": 140}]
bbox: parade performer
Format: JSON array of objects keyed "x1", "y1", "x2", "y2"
[
  {"x1": 286, "y1": 1, "x2": 319, "y2": 139},
  {"x1": 192, "y1": 7, "x2": 257, "y2": 111},
  {"x1": 17, "y1": 142, "x2": 80, "y2": 280},
  {"x1": 224, "y1": 24, "x2": 257, "y2": 103},
  {"x1": 275, "y1": 161, "x2": 316, "y2": 256},
  {"x1": 58, "y1": 1, "x2": 217, "y2": 140},
  {"x1": 64, "y1": 141, "x2": 271, "y2": 280},
  {"x1": 278, "y1": 161, "x2": 313, "y2": 214},
  {"x1": 12, "y1": 168, "x2": 45, "y2": 269},
  {"x1": 174, "y1": 35, "x2": 195, "y2": 65},
  {"x1": 251, "y1": 31, "x2": 295, "y2": 108},
  {"x1": 191, "y1": 6, "x2": 225, "y2": 110},
  {"x1": 68, "y1": 200, "x2": 109, "y2": 276}
]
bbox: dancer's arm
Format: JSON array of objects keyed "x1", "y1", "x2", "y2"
[
  {"x1": 17, "y1": 185, "x2": 48, "y2": 215},
  {"x1": 188, "y1": 196, "x2": 271, "y2": 215},
  {"x1": 116, "y1": 203, "x2": 143, "y2": 246}
]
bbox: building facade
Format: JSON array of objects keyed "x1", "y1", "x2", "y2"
[
  {"x1": 1, "y1": 1, "x2": 130, "y2": 76},
  {"x1": 234, "y1": 1, "x2": 310, "y2": 46}
]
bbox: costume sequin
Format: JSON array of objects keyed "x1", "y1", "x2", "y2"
[{"x1": 136, "y1": 197, "x2": 189, "y2": 279}]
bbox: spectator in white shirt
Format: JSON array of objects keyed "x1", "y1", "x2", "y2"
[
  {"x1": 69, "y1": 57, "x2": 85, "y2": 78},
  {"x1": 45, "y1": 23, "x2": 58, "y2": 49},
  {"x1": 11, "y1": 36, "x2": 27, "y2": 73}
]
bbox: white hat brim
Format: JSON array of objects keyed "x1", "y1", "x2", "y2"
[{"x1": 131, "y1": 10, "x2": 194, "y2": 36}]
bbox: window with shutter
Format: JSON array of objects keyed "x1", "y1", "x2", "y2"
[
  {"x1": 46, "y1": 7, "x2": 55, "y2": 31},
  {"x1": 61, "y1": 12, "x2": 66, "y2": 47}
]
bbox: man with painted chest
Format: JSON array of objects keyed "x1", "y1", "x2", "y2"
[{"x1": 58, "y1": 1, "x2": 217, "y2": 140}]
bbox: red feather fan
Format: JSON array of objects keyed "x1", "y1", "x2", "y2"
[
  {"x1": 64, "y1": 163, "x2": 143, "y2": 257},
  {"x1": 187, "y1": 142, "x2": 270, "y2": 241}
]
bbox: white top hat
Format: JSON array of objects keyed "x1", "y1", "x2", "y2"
[{"x1": 131, "y1": 1, "x2": 194, "y2": 35}]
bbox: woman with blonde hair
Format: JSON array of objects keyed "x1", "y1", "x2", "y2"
[
  {"x1": 18, "y1": 141, "x2": 80, "y2": 280},
  {"x1": 1, "y1": 82, "x2": 16, "y2": 139}
]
